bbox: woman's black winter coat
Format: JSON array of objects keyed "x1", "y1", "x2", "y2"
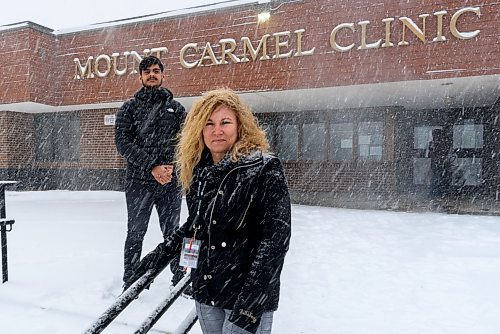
[
  {"x1": 115, "y1": 87, "x2": 185, "y2": 182},
  {"x1": 168, "y1": 150, "x2": 291, "y2": 324}
]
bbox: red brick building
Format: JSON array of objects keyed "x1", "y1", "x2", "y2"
[{"x1": 0, "y1": 0, "x2": 499, "y2": 209}]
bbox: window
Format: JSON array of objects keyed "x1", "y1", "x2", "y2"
[
  {"x1": 35, "y1": 113, "x2": 80, "y2": 162},
  {"x1": 330, "y1": 122, "x2": 353, "y2": 160},
  {"x1": 358, "y1": 121, "x2": 383, "y2": 161},
  {"x1": 303, "y1": 122, "x2": 325, "y2": 161},
  {"x1": 414, "y1": 126, "x2": 442, "y2": 150},
  {"x1": 413, "y1": 157, "x2": 431, "y2": 185},
  {"x1": 275, "y1": 123, "x2": 298, "y2": 161},
  {"x1": 453, "y1": 121, "x2": 483, "y2": 149},
  {"x1": 450, "y1": 157, "x2": 483, "y2": 186},
  {"x1": 260, "y1": 122, "x2": 274, "y2": 149},
  {"x1": 264, "y1": 113, "x2": 384, "y2": 162},
  {"x1": 412, "y1": 125, "x2": 443, "y2": 186}
]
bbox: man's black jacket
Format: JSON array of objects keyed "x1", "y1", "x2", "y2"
[{"x1": 115, "y1": 87, "x2": 185, "y2": 182}]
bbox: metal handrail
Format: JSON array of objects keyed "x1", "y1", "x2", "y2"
[
  {"x1": 135, "y1": 273, "x2": 195, "y2": 334},
  {"x1": 0, "y1": 218, "x2": 15, "y2": 283},
  {"x1": 84, "y1": 266, "x2": 163, "y2": 334},
  {"x1": 84, "y1": 255, "x2": 197, "y2": 334},
  {"x1": 173, "y1": 307, "x2": 198, "y2": 334}
]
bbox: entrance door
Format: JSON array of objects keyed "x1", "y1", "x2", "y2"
[
  {"x1": 449, "y1": 120, "x2": 484, "y2": 193},
  {"x1": 411, "y1": 116, "x2": 485, "y2": 197}
]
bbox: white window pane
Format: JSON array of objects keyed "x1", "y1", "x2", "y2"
[
  {"x1": 303, "y1": 123, "x2": 325, "y2": 161},
  {"x1": 330, "y1": 122, "x2": 353, "y2": 160},
  {"x1": 414, "y1": 126, "x2": 442, "y2": 149},
  {"x1": 359, "y1": 121, "x2": 383, "y2": 161},
  {"x1": 276, "y1": 124, "x2": 298, "y2": 160},
  {"x1": 453, "y1": 122, "x2": 483, "y2": 149},
  {"x1": 450, "y1": 157, "x2": 483, "y2": 186},
  {"x1": 413, "y1": 158, "x2": 431, "y2": 185}
]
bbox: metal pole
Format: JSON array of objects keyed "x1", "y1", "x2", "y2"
[
  {"x1": 135, "y1": 273, "x2": 192, "y2": 334},
  {"x1": 0, "y1": 185, "x2": 7, "y2": 283},
  {"x1": 173, "y1": 308, "x2": 198, "y2": 334},
  {"x1": 83, "y1": 259, "x2": 172, "y2": 334},
  {"x1": 1, "y1": 225, "x2": 7, "y2": 283}
]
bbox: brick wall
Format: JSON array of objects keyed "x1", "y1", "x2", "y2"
[
  {"x1": 48, "y1": 0, "x2": 499, "y2": 104},
  {"x1": 0, "y1": 0, "x2": 498, "y2": 201},
  {"x1": 28, "y1": 28, "x2": 57, "y2": 105},
  {"x1": 0, "y1": 29, "x2": 32, "y2": 103},
  {"x1": 79, "y1": 108, "x2": 124, "y2": 169},
  {"x1": 284, "y1": 161, "x2": 396, "y2": 193},
  {"x1": 1, "y1": 0, "x2": 497, "y2": 104},
  {"x1": 0, "y1": 111, "x2": 34, "y2": 168}
]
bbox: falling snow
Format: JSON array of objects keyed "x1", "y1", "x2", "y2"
[{"x1": 0, "y1": 191, "x2": 500, "y2": 333}]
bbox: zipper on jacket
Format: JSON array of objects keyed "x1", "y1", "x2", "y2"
[
  {"x1": 235, "y1": 194, "x2": 254, "y2": 230},
  {"x1": 206, "y1": 159, "x2": 262, "y2": 266},
  {"x1": 191, "y1": 177, "x2": 207, "y2": 231}
]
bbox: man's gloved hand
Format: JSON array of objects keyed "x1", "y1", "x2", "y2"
[
  {"x1": 123, "y1": 241, "x2": 175, "y2": 291},
  {"x1": 228, "y1": 309, "x2": 261, "y2": 334}
]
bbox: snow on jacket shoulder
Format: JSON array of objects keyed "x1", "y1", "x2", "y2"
[{"x1": 115, "y1": 87, "x2": 185, "y2": 181}]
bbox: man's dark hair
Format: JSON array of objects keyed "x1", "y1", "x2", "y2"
[{"x1": 139, "y1": 55, "x2": 164, "y2": 74}]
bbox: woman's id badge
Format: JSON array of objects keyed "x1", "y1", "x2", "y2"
[{"x1": 180, "y1": 237, "x2": 201, "y2": 269}]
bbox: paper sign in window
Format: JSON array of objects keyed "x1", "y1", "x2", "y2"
[
  {"x1": 359, "y1": 135, "x2": 371, "y2": 145},
  {"x1": 359, "y1": 145, "x2": 369, "y2": 156},
  {"x1": 340, "y1": 139, "x2": 353, "y2": 148},
  {"x1": 370, "y1": 146, "x2": 382, "y2": 156}
]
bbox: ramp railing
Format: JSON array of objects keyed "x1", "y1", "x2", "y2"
[{"x1": 84, "y1": 258, "x2": 197, "y2": 334}]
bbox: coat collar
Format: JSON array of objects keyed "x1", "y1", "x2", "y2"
[
  {"x1": 197, "y1": 149, "x2": 264, "y2": 177},
  {"x1": 134, "y1": 86, "x2": 173, "y2": 102}
]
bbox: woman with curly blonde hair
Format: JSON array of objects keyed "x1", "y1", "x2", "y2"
[
  {"x1": 176, "y1": 88, "x2": 269, "y2": 191},
  {"x1": 127, "y1": 88, "x2": 291, "y2": 334}
]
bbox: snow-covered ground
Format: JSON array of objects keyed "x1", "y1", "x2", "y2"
[{"x1": 1, "y1": 191, "x2": 500, "y2": 334}]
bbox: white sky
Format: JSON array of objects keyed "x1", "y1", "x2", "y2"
[{"x1": 0, "y1": 0, "x2": 233, "y2": 30}]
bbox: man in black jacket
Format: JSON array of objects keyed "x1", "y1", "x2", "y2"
[{"x1": 115, "y1": 55, "x2": 186, "y2": 287}]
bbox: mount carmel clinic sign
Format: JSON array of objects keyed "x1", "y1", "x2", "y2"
[{"x1": 74, "y1": 6, "x2": 481, "y2": 80}]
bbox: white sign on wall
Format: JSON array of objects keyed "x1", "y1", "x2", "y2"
[{"x1": 104, "y1": 114, "x2": 116, "y2": 126}]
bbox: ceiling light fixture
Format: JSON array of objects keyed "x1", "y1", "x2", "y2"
[{"x1": 257, "y1": 10, "x2": 271, "y2": 23}]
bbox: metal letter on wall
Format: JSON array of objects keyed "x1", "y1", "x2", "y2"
[
  {"x1": 294, "y1": 29, "x2": 315, "y2": 57},
  {"x1": 357, "y1": 21, "x2": 381, "y2": 50},
  {"x1": 241, "y1": 35, "x2": 271, "y2": 62},
  {"x1": 219, "y1": 38, "x2": 241, "y2": 64},
  {"x1": 330, "y1": 23, "x2": 355, "y2": 52},
  {"x1": 129, "y1": 51, "x2": 143, "y2": 74},
  {"x1": 398, "y1": 15, "x2": 428, "y2": 46},
  {"x1": 433, "y1": 11, "x2": 448, "y2": 42},
  {"x1": 149, "y1": 47, "x2": 168, "y2": 59},
  {"x1": 450, "y1": 7, "x2": 481, "y2": 39},
  {"x1": 381, "y1": 18, "x2": 395, "y2": 48},
  {"x1": 180, "y1": 43, "x2": 199, "y2": 69},
  {"x1": 273, "y1": 31, "x2": 294, "y2": 59},
  {"x1": 198, "y1": 42, "x2": 220, "y2": 67},
  {"x1": 94, "y1": 54, "x2": 112, "y2": 78},
  {"x1": 112, "y1": 52, "x2": 129, "y2": 76},
  {"x1": 74, "y1": 56, "x2": 95, "y2": 79}
]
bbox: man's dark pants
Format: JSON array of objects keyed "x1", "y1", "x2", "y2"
[{"x1": 123, "y1": 178, "x2": 183, "y2": 284}]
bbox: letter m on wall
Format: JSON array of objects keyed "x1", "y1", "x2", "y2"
[{"x1": 74, "y1": 56, "x2": 95, "y2": 79}]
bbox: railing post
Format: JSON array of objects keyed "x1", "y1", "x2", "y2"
[
  {"x1": 0, "y1": 181, "x2": 17, "y2": 283},
  {"x1": 1, "y1": 222, "x2": 7, "y2": 283}
]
